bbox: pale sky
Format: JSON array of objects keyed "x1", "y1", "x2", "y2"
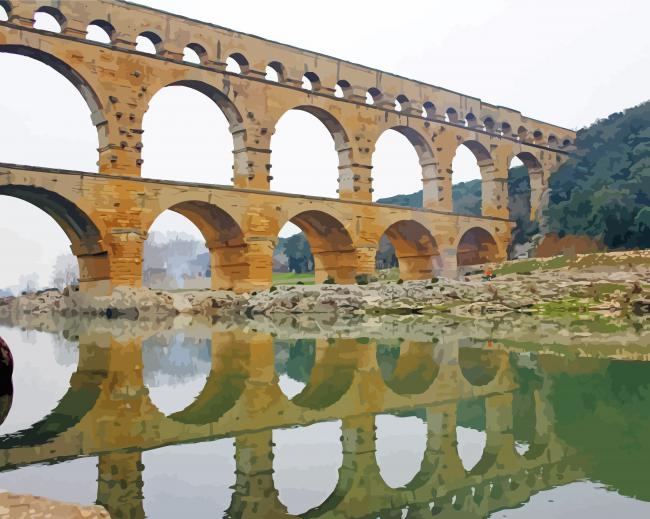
[{"x1": 0, "y1": 0, "x2": 648, "y2": 289}]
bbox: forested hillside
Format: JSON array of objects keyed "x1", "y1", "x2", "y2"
[{"x1": 546, "y1": 101, "x2": 650, "y2": 249}]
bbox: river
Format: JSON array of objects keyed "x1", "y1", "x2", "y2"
[{"x1": 0, "y1": 316, "x2": 649, "y2": 518}]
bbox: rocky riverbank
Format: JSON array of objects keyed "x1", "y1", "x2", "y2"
[{"x1": 1, "y1": 251, "x2": 649, "y2": 325}]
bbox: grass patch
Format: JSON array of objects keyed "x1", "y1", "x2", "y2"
[
  {"x1": 495, "y1": 256, "x2": 569, "y2": 276},
  {"x1": 272, "y1": 272, "x2": 315, "y2": 286}
]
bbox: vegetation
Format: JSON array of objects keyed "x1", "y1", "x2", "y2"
[
  {"x1": 272, "y1": 272, "x2": 314, "y2": 285},
  {"x1": 546, "y1": 101, "x2": 650, "y2": 249}
]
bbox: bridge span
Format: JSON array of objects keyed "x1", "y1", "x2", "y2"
[{"x1": 0, "y1": 1, "x2": 576, "y2": 294}]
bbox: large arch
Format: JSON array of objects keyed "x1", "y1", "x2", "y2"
[
  {"x1": 0, "y1": 184, "x2": 110, "y2": 293},
  {"x1": 0, "y1": 44, "x2": 103, "y2": 122},
  {"x1": 372, "y1": 126, "x2": 434, "y2": 204},
  {"x1": 451, "y1": 139, "x2": 495, "y2": 218},
  {"x1": 511, "y1": 150, "x2": 544, "y2": 221},
  {"x1": 141, "y1": 80, "x2": 244, "y2": 184},
  {"x1": 378, "y1": 220, "x2": 441, "y2": 281},
  {"x1": 456, "y1": 227, "x2": 499, "y2": 268},
  {"x1": 282, "y1": 210, "x2": 357, "y2": 284},
  {"x1": 270, "y1": 105, "x2": 349, "y2": 198},
  {"x1": 0, "y1": 45, "x2": 104, "y2": 170},
  {"x1": 144, "y1": 200, "x2": 246, "y2": 290}
]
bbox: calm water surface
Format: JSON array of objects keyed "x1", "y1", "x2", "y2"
[{"x1": 0, "y1": 320, "x2": 649, "y2": 518}]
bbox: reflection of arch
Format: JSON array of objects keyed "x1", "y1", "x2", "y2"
[
  {"x1": 291, "y1": 339, "x2": 358, "y2": 409},
  {"x1": 377, "y1": 342, "x2": 439, "y2": 395},
  {"x1": 169, "y1": 333, "x2": 249, "y2": 425},
  {"x1": 456, "y1": 227, "x2": 499, "y2": 267},
  {"x1": 146, "y1": 199, "x2": 246, "y2": 290},
  {"x1": 0, "y1": 184, "x2": 110, "y2": 291},
  {"x1": 0, "y1": 45, "x2": 105, "y2": 127},
  {"x1": 459, "y1": 348, "x2": 504, "y2": 386},
  {"x1": 286, "y1": 210, "x2": 357, "y2": 283},
  {"x1": 0, "y1": 341, "x2": 108, "y2": 448},
  {"x1": 380, "y1": 220, "x2": 440, "y2": 280}
]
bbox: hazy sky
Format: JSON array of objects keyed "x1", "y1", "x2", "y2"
[{"x1": 0, "y1": 0, "x2": 648, "y2": 289}]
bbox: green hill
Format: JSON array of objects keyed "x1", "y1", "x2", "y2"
[{"x1": 546, "y1": 101, "x2": 650, "y2": 249}]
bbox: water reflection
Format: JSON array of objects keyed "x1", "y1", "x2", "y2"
[{"x1": 0, "y1": 319, "x2": 648, "y2": 518}]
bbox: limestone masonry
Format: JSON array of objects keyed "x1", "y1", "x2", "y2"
[{"x1": 0, "y1": 0, "x2": 575, "y2": 294}]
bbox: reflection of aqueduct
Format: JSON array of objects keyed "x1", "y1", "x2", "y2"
[
  {"x1": 0, "y1": 329, "x2": 588, "y2": 518},
  {"x1": 0, "y1": 1, "x2": 575, "y2": 294}
]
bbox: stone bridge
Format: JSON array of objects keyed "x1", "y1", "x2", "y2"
[{"x1": 0, "y1": 1, "x2": 575, "y2": 294}]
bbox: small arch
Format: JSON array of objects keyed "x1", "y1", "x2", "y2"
[
  {"x1": 562, "y1": 138, "x2": 572, "y2": 147},
  {"x1": 226, "y1": 52, "x2": 249, "y2": 74},
  {"x1": 548, "y1": 134, "x2": 558, "y2": 146},
  {"x1": 335, "y1": 79, "x2": 351, "y2": 99},
  {"x1": 446, "y1": 107, "x2": 459, "y2": 123},
  {"x1": 483, "y1": 117, "x2": 496, "y2": 131},
  {"x1": 86, "y1": 20, "x2": 115, "y2": 44},
  {"x1": 302, "y1": 71, "x2": 321, "y2": 91},
  {"x1": 366, "y1": 87, "x2": 382, "y2": 105},
  {"x1": 136, "y1": 31, "x2": 162, "y2": 54},
  {"x1": 33, "y1": 6, "x2": 65, "y2": 32},
  {"x1": 395, "y1": 94, "x2": 409, "y2": 112},
  {"x1": 465, "y1": 112, "x2": 477, "y2": 127},
  {"x1": 422, "y1": 101, "x2": 436, "y2": 118},
  {"x1": 0, "y1": 1, "x2": 9, "y2": 22},
  {"x1": 533, "y1": 129, "x2": 543, "y2": 141},
  {"x1": 266, "y1": 61, "x2": 285, "y2": 82},
  {"x1": 183, "y1": 43, "x2": 207, "y2": 65},
  {"x1": 500, "y1": 121, "x2": 512, "y2": 136},
  {"x1": 457, "y1": 227, "x2": 499, "y2": 267},
  {"x1": 517, "y1": 125, "x2": 528, "y2": 141}
]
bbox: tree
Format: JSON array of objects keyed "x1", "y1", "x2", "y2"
[{"x1": 51, "y1": 254, "x2": 79, "y2": 290}]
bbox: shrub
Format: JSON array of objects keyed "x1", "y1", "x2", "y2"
[
  {"x1": 397, "y1": 278, "x2": 404, "y2": 285},
  {"x1": 323, "y1": 276, "x2": 336, "y2": 284},
  {"x1": 355, "y1": 274, "x2": 369, "y2": 285}
]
